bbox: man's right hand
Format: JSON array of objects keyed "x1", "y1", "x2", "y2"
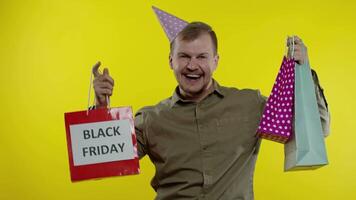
[{"x1": 92, "y1": 61, "x2": 115, "y2": 108}]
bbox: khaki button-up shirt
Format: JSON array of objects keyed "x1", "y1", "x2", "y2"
[{"x1": 134, "y1": 76, "x2": 329, "y2": 200}]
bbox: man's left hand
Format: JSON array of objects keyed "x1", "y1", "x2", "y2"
[{"x1": 287, "y1": 35, "x2": 308, "y2": 65}]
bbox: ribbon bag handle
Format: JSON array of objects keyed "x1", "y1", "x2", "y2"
[
  {"x1": 285, "y1": 35, "x2": 295, "y2": 59},
  {"x1": 87, "y1": 64, "x2": 110, "y2": 115}
]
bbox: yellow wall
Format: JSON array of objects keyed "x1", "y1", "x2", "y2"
[{"x1": 0, "y1": 0, "x2": 355, "y2": 199}]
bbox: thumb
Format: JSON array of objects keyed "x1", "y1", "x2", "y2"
[
  {"x1": 103, "y1": 68, "x2": 109, "y2": 76},
  {"x1": 92, "y1": 61, "x2": 101, "y2": 77}
]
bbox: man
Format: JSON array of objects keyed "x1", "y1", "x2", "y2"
[{"x1": 91, "y1": 9, "x2": 329, "y2": 200}]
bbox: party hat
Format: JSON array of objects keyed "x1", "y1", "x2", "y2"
[{"x1": 152, "y1": 6, "x2": 189, "y2": 42}]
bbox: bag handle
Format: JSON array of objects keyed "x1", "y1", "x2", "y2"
[{"x1": 286, "y1": 35, "x2": 295, "y2": 59}]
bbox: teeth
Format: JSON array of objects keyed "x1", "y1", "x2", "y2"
[{"x1": 186, "y1": 74, "x2": 201, "y2": 78}]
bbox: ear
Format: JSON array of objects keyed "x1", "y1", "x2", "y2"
[
  {"x1": 169, "y1": 54, "x2": 173, "y2": 69},
  {"x1": 212, "y1": 54, "x2": 219, "y2": 71}
]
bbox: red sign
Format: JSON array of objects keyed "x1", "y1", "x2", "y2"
[{"x1": 64, "y1": 107, "x2": 140, "y2": 182}]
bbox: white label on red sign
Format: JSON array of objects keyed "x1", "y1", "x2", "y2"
[{"x1": 69, "y1": 119, "x2": 135, "y2": 166}]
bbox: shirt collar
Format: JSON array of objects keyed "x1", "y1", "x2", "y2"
[{"x1": 170, "y1": 79, "x2": 225, "y2": 108}]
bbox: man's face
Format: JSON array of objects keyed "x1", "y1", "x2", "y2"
[{"x1": 169, "y1": 33, "x2": 219, "y2": 99}]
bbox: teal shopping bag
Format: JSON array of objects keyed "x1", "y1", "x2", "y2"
[{"x1": 284, "y1": 60, "x2": 328, "y2": 171}]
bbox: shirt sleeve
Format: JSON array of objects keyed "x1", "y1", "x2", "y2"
[
  {"x1": 134, "y1": 109, "x2": 148, "y2": 159},
  {"x1": 255, "y1": 90, "x2": 267, "y2": 154},
  {"x1": 311, "y1": 69, "x2": 331, "y2": 137},
  {"x1": 257, "y1": 89, "x2": 267, "y2": 116}
]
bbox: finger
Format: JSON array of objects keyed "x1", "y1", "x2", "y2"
[
  {"x1": 92, "y1": 61, "x2": 101, "y2": 77},
  {"x1": 105, "y1": 75, "x2": 114, "y2": 86},
  {"x1": 95, "y1": 82, "x2": 113, "y2": 90},
  {"x1": 102, "y1": 68, "x2": 114, "y2": 85},
  {"x1": 103, "y1": 68, "x2": 109, "y2": 76},
  {"x1": 96, "y1": 88, "x2": 112, "y2": 96},
  {"x1": 293, "y1": 51, "x2": 301, "y2": 59},
  {"x1": 293, "y1": 45, "x2": 301, "y2": 52},
  {"x1": 287, "y1": 36, "x2": 303, "y2": 46},
  {"x1": 95, "y1": 89, "x2": 112, "y2": 101},
  {"x1": 294, "y1": 36, "x2": 304, "y2": 45},
  {"x1": 95, "y1": 75, "x2": 114, "y2": 86},
  {"x1": 294, "y1": 44, "x2": 307, "y2": 55},
  {"x1": 287, "y1": 45, "x2": 300, "y2": 53},
  {"x1": 287, "y1": 42, "x2": 303, "y2": 57},
  {"x1": 287, "y1": 36, "x2": 296, "y2": 47},
  {"x1": 293, "y1": 35, "x2": 303, "y2": 44},
  {"x1": 287, "y1": 36, "x2": 292, "y2": 47},
  {"x1": 294, "y1": 52, "x2": 304, "y2": 62}
]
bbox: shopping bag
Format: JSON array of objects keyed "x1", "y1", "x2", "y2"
[
  {"x1": 257, "y1": 56, "x2": 295, "y2": 143},
  {"x1": 284, "y1": 59, "x2": 328, "y2": 171},
  {"x1": 64, "y1": 106, "x2": 140, "y2": 182}
]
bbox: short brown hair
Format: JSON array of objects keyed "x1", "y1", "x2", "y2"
[{"x1": 170, "y1": 21, "x2": 218, "y2": 55}]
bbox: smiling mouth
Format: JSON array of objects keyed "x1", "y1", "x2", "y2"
[{"x1": 184, "y1": 74, "x2": 202, "y2": 80}]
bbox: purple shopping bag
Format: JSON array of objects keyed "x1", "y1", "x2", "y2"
[{"x1": 257, "y1": 56, "x2": 295, "y2": 143}]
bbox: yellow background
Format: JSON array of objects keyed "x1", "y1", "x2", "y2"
[{"x1": 0, "y1": 0, "x2": 355, "y2": 199}]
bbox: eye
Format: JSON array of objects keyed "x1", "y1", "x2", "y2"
[
  {"x1": 179, "y1": 55, "x2": 189, "y2": 58},
  {"x1": 197, "y1": 55, "x2": 207, "y2": 59}
]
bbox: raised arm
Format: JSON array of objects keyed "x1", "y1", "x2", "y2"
[{"x1": 287, "y1": 36, "x2": 330, "y2": 137}]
